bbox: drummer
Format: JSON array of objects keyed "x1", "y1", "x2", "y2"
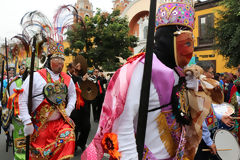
[
  {"x1": 194, "y1": 61, "x2": 235, "y2": 160},
  {"x1": 68, "y1": 55, "x2": 91, "y2": 153}
]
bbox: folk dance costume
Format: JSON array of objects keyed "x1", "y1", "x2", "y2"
[
  {"x1": 229, "y1": 78, "x2": 240, "y2": 143},
  {"x1": 1, "y1": 63, "x2": 17, "y2": 148},
  {"x1": 82, "y1": 1, "x2": 223, "y2": 159},
  {"x1": 19, "y1": 42, "x2": 76, "y2": 160},
  {"x1": 18, "y1": 6, "x2": 80, "y2": 159},
  {"x1": 7, "y1": 61, "x2": 28, "y2": 160}
]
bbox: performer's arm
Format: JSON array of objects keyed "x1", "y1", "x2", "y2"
[
  {"x1": 66, "y1": 78, "x2": 76, "y2": 116},
  {"x1": 19, "y1": 72, "x2": 43, "y2": 125},
  {"x1": 111, "y1": 63, "x2": 145, "y2": 159},
  {"x1": 19, "y1": 75, "x2": 32, "y2": 125},
  {"x1": 9, "y1": 81, "x2": 17, "y2": 96},
  {"x1": 202, "y1": 121, "x2": 213, "y2": 146}
]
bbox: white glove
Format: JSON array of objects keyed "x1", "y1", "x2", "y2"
[
  {"x1": 23, "y1": 123, "x2": 34, "y2": 136},
  {"x1": 185, "y1": 71, "x2": 199, "y2": 91},
  {"x1": 8, "y1": 124, "x2": 14, "y2": 137}
]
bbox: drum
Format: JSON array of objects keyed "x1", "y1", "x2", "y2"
[
  {"x1": 212, "y1": 103, "x2": 235, "y2": 116},
  {"x1": 213, "y1": 129, "x2": 240, "y2": 160}
]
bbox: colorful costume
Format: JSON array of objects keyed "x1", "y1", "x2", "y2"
[
  {"x1": 8, "y1": 76, "x2": 25, "y2": 160},
  {"x1": 19, "y1": 67, "x2": 76, "y2": 160},
  {"x1": 229, "y1": 78, "x2": 240, "y2": 143},
  {"x1": 81, "y1": 0, "x2": 225, "y2": 159},
  {"x1": 18, "y1": 6, "x2": 79, "y2": 159},
  {"x1": 1, "y1": 63, "x2": 17, "y2": 143}
]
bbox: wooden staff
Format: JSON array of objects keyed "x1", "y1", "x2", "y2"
[
  {"x1": 0, "y1": 60, "x2": 5, "y2": 134},
  {"x1": 136, "y1": 0, "x2": 156, "y2": 159},
  {"x1": 202, "y1": 149, "x2": 232, "y2": 151},
  {"x1": 25, "y1": 35, "x2": 37, "y2": 160},
  {"x1": 5, "y1": 38, "x2": 10, "y2": 152}
]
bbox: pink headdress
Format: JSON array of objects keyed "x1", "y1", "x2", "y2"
[{"x1": 156, "y1": 0, "x2": 195, "y2": 30}]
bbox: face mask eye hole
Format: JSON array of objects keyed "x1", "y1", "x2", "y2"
[{"x1": 186, "y1": 41, "x2": 191, "y2": 47}]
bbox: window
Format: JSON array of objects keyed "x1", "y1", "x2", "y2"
[
  {"x1": 198, "y1": 13, "x2": 214, "y2": 46},
  {"x1": 143, "y1": 26, "x2": 148, "y2": 39}
]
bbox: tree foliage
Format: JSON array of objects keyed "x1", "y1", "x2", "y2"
[
  {"x1": 65, "y1": 9, "x2": 138, "y2": 71},
  {"x1": 213, "y1": 0, "x2": 240, "y2": 67}
]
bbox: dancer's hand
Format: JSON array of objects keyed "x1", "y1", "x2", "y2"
[
  {"x1": 24, "y1": 123, "x2": 34, "y2": 136},
  {"x1": 222, "y1": 115, "x2": 234, "y2": 127},
  {"x1": 185, "y1": 71, "x2": 199, "y2": 91},
  {"x1": 209, "y1": 143, "x2": 217, "y2": 155}
]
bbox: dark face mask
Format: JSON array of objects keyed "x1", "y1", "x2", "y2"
[{"x1": 153, "y1": 25, "x2": 191, "y2": 69}]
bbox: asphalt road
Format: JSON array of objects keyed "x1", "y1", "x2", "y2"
[{"x1": 0, "y1": 106, "x2": 109, "y2": 160}]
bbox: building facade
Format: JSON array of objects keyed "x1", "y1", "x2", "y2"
[
  {"x1": 119, "y1": 0, "x2": 235, "y2": 73},
  {"x1": 75, "y1": 0, "x2": 94, "y2": 18},
  {"x1": 193, "y1": 0, "x2": 234, "y2": 73},
  {"x1": 113, "y1": 0, "x2": 132, "y2": 14}
]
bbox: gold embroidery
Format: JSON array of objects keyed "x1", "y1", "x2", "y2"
[
  {"x1": 31, "y1": 128, "x2": 75, "y2": 159},
  {"x1": 59, "y1": 154, "x2": 74, "y2": 160},
  {"x1": 14, "y1": 137, "x2": 26, "y2": 149},
  {"x1": 143, "y1": 147, "x2": 149, "y2": 160}
]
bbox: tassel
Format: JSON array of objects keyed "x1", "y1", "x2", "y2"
[{"x1": 156, "y1": 112, "x2": 177, "y2": 157}]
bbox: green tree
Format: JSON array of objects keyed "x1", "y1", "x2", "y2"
[
  {"x1": 65, "y1": 9, "x2": 138, "y2": 71},
  {"x1": 213, "y1": 0, "x2": 240, "y2": 67}
]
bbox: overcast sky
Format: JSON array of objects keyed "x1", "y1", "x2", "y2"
[{"x1": 0, "y1": 0, "x2": 113, "y2": 44}]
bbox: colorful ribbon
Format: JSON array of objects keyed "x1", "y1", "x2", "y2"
[
  {"x1": 98, "y1": 80, "x2": 102, "y2": 94},
  {"x1": 7, "y1": 88, "x2": 24, "y2": 116},
  {"x1": 75, "y1": 83, "x2": 85, "y2": 110}
]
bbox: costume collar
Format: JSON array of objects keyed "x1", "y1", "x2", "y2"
[{"x1": 46, "y1": 68, "x2": 60, "y2": 77}]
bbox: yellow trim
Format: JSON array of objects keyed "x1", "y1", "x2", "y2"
[
  {"x1": 174, "y1": 35, "x2": 179, "y2": 67},
  {"x1": 156, "y1": 112, "x2": 177, "y2": 157},
  {"x1": 14, "y1": 137, "x2": 26, "y2": 149},
  {"x1": 143, "y1": 147, "x2": 149, "y2": 160},
  {"x1": 59, "y1": 154, "x2": 74, "y2": 160},
  {"x1": 156, "y1": 23, "x2": 193, "y2": 31}
]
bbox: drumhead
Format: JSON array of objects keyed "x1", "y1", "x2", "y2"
[
  {"x1": 214, "y1": 129, "x2": 240, "y2": 160},
  {"x1": 212, "y1": 103, "x2": 235, "y2": 116}
]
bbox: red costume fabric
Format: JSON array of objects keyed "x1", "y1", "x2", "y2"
[{"x1": 29, "y1": 69, "x2": 75, "y2": 160}]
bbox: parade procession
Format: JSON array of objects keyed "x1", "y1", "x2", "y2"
[{"x1": 0, "y1": 0, "x2": 240, "y2": 160}]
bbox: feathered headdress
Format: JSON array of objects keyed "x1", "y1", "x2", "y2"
[{"x1": 20, "y1": 5, "x2": 82, "y2": 58}]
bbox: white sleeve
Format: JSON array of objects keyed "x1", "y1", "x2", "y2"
[
  {"x1": 65, "y1": 78, "x2": 76, "y2": 116},
  {"x1": 112, "y1": 63, "x2": 145, "y2": 160},
  {"x1": 9, "y1": 81, "x2": 17, "y2": 96},
  {"x1": 19, "y1": 75, "x2": 32, "y2": 125}
]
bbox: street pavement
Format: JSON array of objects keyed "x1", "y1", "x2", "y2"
[{"x1": 0, "y1": 106, "x2": 109, "y2": 160}]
